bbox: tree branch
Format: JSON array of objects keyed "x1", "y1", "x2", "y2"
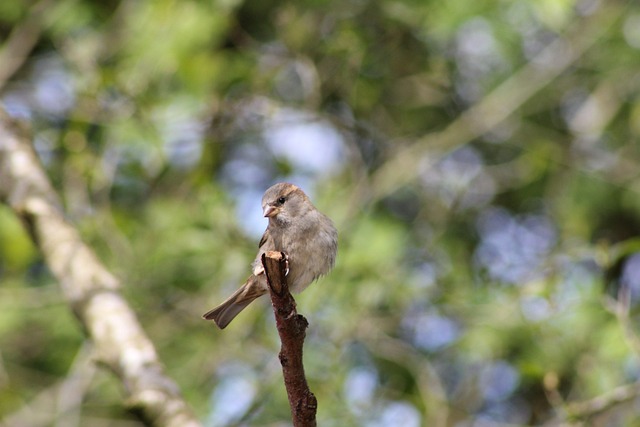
[
  {"x1": 0, "y1": 108, "x2": 201, "y2": 427},
  {"x1": 261, "y1": 251, "x2": 317, "y2": 427},
  {"x1": 369, "y1": 5, "x2": 622, "y2": 200},
  {"x1": 565, "y1": 381, "x2": 640, "y2": 421},
  {"x1": 0, "y1": 0, "x2": 51, "y2": 90}
]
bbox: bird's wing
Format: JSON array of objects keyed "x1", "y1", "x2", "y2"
[
  {"x1": 253, "y1": 227, "x2": 272, "y2": 276},
  {"x1": 258, "y1": 227, "x2": 270, "y2": 248}
]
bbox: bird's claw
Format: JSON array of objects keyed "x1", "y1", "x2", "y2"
[{"x1": 282, "y1": 252, "x2": 290, "y2": 276}]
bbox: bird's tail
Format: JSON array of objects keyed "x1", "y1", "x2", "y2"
[{"x1": 202, "y1": 277, "x2": 266, "y2": 329}]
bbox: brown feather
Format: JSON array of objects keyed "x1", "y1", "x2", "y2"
[
  {"x1": 202, "y1": 276, "x2": 267, "y2": 329},
  {"x1": 203, "y1": 182, "x2": 337, "y2": 329}
]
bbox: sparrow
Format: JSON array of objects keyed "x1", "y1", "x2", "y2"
[{"x1": 203, "y1": 182, "x2": 338, "y2": 329}]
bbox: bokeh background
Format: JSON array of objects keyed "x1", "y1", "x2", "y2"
[{"x1": 2, "y1": 0, "x2": 640, "y2": 426}]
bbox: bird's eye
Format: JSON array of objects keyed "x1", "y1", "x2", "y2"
[{"x1": 277, "y1": 197, "x2": 286, "y2": 205}]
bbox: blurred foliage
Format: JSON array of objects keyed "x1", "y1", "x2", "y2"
[{"x1": 2, "y1": 0, "x2": 640, "y2": 426}]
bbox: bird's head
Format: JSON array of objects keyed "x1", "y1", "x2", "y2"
[{"x1": 261, "y1": 182, "x2": 312, "y2": 225}]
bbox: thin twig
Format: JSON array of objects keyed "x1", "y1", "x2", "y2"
[
  {"x1": 0, "y1": 0, "x2": 52, "y2": 90},
  {"x1": 370, "y1": 5, "x2": 622, "y2": 200},
  {"x1": 565, "y1": 381, "x2": 640, "y2": 420},
  {"x1": 262, "y1": 251, "x2": 317, "y2": 427},
  {"x1": 54, "y1": 343, "x2": 96, "y2": 427}
]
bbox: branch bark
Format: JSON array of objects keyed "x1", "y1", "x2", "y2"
[
  {"x1": 0, "y1": 108, "x2": 201, "y2": 427},
  {"x1": 261, "y1": 251, "x2": 317, "y2": 427}
]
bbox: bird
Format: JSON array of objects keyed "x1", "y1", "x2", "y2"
[{"x1": 203, "y1": 182, "x2": 338, "y2": 329}]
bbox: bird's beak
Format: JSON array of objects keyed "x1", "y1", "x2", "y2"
[{"x1": 263, "y1": 205, "x2": 277, "y2": 218}]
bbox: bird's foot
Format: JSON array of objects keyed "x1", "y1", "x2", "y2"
[{"x1": 281, "y1": 252, "x2": 290, "y2": 276}]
